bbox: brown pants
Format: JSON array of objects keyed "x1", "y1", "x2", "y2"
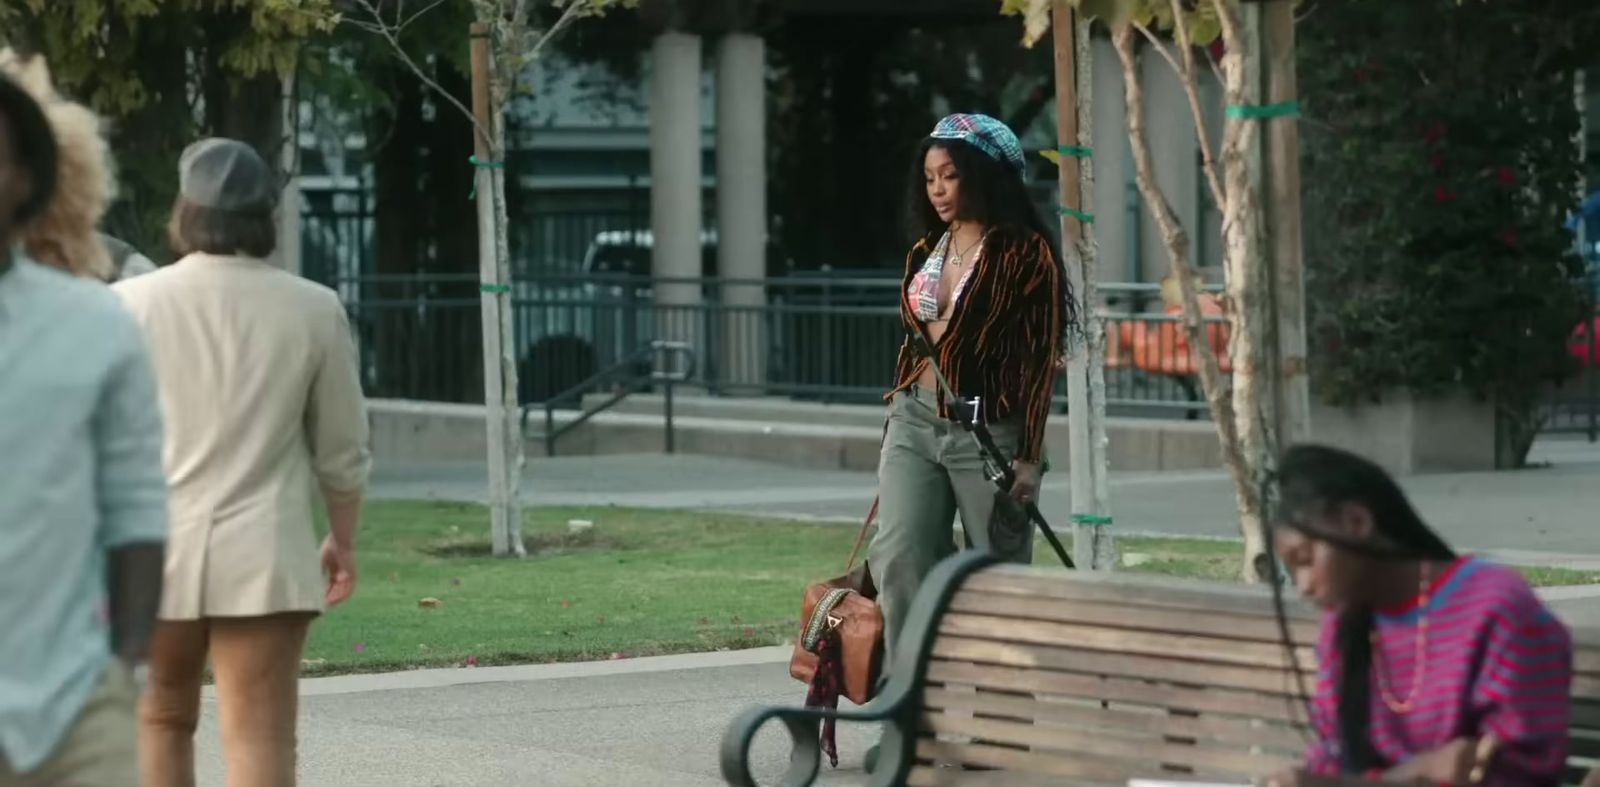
[
  {"x1": 138, "y1": 614, "x2": 313, "y2": 787},
  {"x1": 0, "y1": 662, "x2": 139, "y2": 787}
]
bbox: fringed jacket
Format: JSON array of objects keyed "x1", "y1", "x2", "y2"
[{"x1": 888, "y1": 225, "x2": 1065, "y2": 462}]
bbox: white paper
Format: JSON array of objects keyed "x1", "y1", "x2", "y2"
[{"x1": 1128, "y1": 781, "x2": 1253, "y2": 787}]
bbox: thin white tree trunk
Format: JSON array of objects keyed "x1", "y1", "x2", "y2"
[
  {"x1": 1215, "y1": 0, "x2": 1271, "y2": 581},
  {"x1": 472, "y1": 22, "x2": 524, "y2": 558},
  {"x1": 490, "y1": 131, "x2": 525, "y2": 557},
  {"x1": 1076, "y1": 17, "x2": 1116, "y2": 571},
  {"x1": 1053, "y1": 0, "x2": 1114, "y2": 570}
]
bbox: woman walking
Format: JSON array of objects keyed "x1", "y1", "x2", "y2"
[
  {"x1": 115, "y1": 138, "x2": 371, "y2": 787},
  {"x1": 869, "y1": 113, "x2": 1074, "y2": 664},
  {"x1": 1266, "y1": 445, "x2": 1571, "y2": 786}
]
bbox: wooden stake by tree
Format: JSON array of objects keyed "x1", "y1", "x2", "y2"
[
  {"x1": 352, "y1": 0, "x2": 636, "y2": 557},
  {"x1": 1048, "y1": 0, "x2": 1116, "y2": 570}
]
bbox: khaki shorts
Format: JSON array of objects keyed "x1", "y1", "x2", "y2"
[{"x1": 0, "y1": 662, "x2": 138, "y2": 787}]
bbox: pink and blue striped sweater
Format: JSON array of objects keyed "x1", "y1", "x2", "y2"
[{"x1": 1306, "y1": 557, "x2": 1573, "y2": 784}]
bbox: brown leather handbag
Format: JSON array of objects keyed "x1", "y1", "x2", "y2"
[
  {"x1": 789, "y1": 498, "x2": 885, "y2": 767},
  {"x1": 789, "y1": 497, "x2": 884, "y2": 706}
]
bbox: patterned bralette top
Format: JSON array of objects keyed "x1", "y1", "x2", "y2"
[{"x1": 906, "y1": 231, "x2": 982, "y2": 323}]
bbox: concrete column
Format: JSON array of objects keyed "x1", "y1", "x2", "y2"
[
  {"x1": 649, "y1": 31, "x2": 704, "y2": 357},
  {"x1": 716, "y1": 33, "x2": 767, "y2": 391}
]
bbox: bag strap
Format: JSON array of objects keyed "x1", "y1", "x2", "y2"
[{"x1": 843, "y1": 496, "x2": 878, "y2": 572}]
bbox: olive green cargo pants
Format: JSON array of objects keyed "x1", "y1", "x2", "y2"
[{"x1": 868, "y1": 386, "x2": 1033, "y2": 670}]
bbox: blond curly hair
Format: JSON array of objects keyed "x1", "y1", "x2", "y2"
[{"x1": 0, "y1": 49, "x2": 116, "y2": 279}]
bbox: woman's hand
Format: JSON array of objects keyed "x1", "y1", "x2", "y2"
[
  {"x1": 1010, "y1": 460, "x2": 1041, "y2": 503},
  {"x1": 321, "y1": 535, "x2": 358, "y2": 607},
  {"x1": 1385, "y1": 737, "x2": 1482, "y2": 784},
  {"x1": 1262, "y1": 770, "x2": 1381, "y2": 787}
]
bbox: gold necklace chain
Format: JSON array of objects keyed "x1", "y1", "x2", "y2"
[{"x1": 1372, "y1": 562, "x2": 1432, "y2": 714}]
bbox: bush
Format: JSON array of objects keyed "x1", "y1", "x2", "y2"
[{"x1": 1300, "y1": 0, "x2": 1599, "y2": 465}]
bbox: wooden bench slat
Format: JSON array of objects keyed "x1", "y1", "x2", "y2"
[
  {"x1": 1575, "y1": 674, "x2": 1600, "y2": 700},
  {"x1": 911, "y1": 738, "x2": 1170, "y2": 784},
  {"x1": 920, "y1": 712, "x2": 1296, "y2": 776},
  {"x1": 906, "y1": 764, "x2": 1073, "y2": 787},
  {"x1": 921, "y1": 686, "x2": 1307, "y2": 750},
  {"x1": 965, "y1": 566, "x2": 1316, "y2": 620},
  {"x1": 927, "y1": 659, "x2": 1312, "y2": 725},
  {"x1": 919, "y1": 716, "x2": 1274, "y2": 777},
  {"x1": 939, "y1": 611, "x2": 1317, "y2": 669},
  {"x1": 931, "y1": 635, "x2": 1317, "y2": 696},
  {"x1": 949, "y1": 590, "x2": 1320, "y2": 643}
]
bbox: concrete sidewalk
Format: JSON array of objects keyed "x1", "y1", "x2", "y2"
[
  {"x1": 194, "y1": 648, "x2": 872, "y2": 787},
  {"x1": 372, "y1": 437, "x2": 1600, "y2": 558},
  {"x1": 195, "y1": 579, "x2": 1600, "y2": 787}
]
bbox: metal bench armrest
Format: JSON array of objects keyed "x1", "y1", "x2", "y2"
[{"x1": 719, "y1": 550, "x2": 1003, "y2": 787}]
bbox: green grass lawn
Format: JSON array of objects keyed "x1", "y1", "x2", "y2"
[{"x1": 303, "y1": 501, "x2": 1600, "y2": 676}]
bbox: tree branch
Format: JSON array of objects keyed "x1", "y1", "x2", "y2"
[
  {"x1": 351, "y1": 0, "x2": 493, "y2": 150},
  {"x1": 1113, "y1": 24, "x2": 1235, "y2": 443},
  {"x1": 1169, "y1": 0, "x2": 1226, "y2": 209},
  {"x1": 1134, "y1": 24, "x2": 1182, "y2": 75}
]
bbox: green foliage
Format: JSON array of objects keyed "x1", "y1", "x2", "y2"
[
  {"x1": 4, "y1": 0, "x2": 335, "y2": 255},
  {"x1": 1301, "y1": 0, "x2": 1599, "y2": 464},
  {"x1": 999, "y1": 0, "x2": 1224, "y2": 46}
]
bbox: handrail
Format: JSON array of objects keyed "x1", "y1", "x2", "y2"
[{"x1": 520, "y1": 340, "x2": 697, "y2": 456}]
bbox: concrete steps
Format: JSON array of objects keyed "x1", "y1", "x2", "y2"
[{"x1": 370, "y1": 395, "x2": 1224, "y2": 473}]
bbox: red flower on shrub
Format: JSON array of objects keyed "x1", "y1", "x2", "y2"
[
  {"x1": 1499, "y1": 225, "x2": 1518, "y2": 246},
  {"x1": 1430, "y1": 154, "x2": 1446, "y2": 172},
  {"x1": 1423, "y1": 122, "x2": 1447, "y2": 142},
  {"x1": 1433, "y1": 185, "x2": 1458, "y2": 203},
  {"x1": 1495, "y1": 166, "x2": 1516, "y2": 186}
]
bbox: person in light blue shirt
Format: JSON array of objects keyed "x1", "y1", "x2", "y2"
[{"x1": 0, "y1": 72, "x2": 167, "y2": 787}]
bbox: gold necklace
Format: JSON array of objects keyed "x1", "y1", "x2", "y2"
[
  {"x1": 948, "y1": 226, "x2": 983, "y2": 268},
  {"x1": 1372, "y1": 563, "x2": 1432, "y2": 714}
]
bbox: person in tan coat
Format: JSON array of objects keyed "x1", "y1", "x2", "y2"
[{"x1": 114, "y1": 138, "x2": 371, "y2": 787}]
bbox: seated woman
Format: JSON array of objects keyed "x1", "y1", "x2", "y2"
[{"x1": 1268, "y1": 445, "x2": 1572, "y2": 786}]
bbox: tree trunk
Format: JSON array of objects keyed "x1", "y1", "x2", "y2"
[
  {"x1": 1054, "y1": 1, "x2": 1115, "y2": 570},
  {"x1": 1114, "y1": 25, "x2": 1268, "y2": 581},
  {"x1": 471, "y1": 22, "x2": 524, "y2": 558},
  {"x1": 1214, "y1": 0, "x2": 1273, "y2": 582}
]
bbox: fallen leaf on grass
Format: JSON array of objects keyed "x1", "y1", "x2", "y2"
[
  {"x1": 352, "y1": 643, "x2": 366, "y2": 653},
  {"x1": 742, "y1": 627, "x2": 755, "y2": 638},
  {"x1": 595, "y1": 615, "x2": 606, "y2": 624},
  {"x1": 560, "y1": 598, "x2": 571, "y2": 609},
  {"x1": 418, "y1": 597, "x2": 443, "y2": 608},
  {"x1": 465, "y1": 655, "x2": 478, "y2": 667},
  {"x1": 696, "y1": 617, "x2": 710, "y2": 626}
]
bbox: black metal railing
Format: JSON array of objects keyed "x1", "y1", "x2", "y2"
[
  {"x1": 522, "y1": 340, "x2": 697, "y2": 456},
  {"x1": 332, "y1": 274, "x2": 1229, "y2": 417}
]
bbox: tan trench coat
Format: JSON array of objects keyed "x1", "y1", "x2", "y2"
[{"x1": 114, "y1": 253, "x2": 370, "y2": 619}]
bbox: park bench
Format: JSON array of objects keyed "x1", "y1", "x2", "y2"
[{"x1": 721, "y1": 549, "x2": 1600, "y2": 787}]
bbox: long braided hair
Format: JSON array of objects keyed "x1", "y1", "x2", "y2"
[{"x1": 1269, "y1": 444, "x2": 1456, "y2": 773}]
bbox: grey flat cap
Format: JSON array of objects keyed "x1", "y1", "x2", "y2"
[{"x1": 178, "y1": 138, "x2": 276, "y2": 212}]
